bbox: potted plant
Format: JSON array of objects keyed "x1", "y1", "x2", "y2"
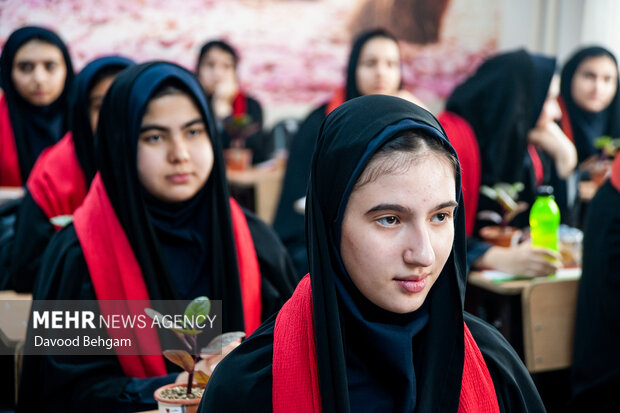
[
  {"x1": 145, "y1": 297, "x2": 245, "y2": 413},
  {"x1": 477, "y1": 182, "x2": 529, "y2": 247},
  {"x1": 222, "y1": 113, "x2": 260, "y2": 171},
  {"x1": 582, "y1": 136, "x2": 620, "y2": 187}
]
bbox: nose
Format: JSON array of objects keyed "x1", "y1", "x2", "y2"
[
  {"x1": 168, "y1": 135, "x2": 190, "y2": 163},
  {"x1": 402, "y1": 223, "x2": 435, "y2": 268},
  {"x1": 33, "y1": 64, "x2": 47, "y2": 84}
]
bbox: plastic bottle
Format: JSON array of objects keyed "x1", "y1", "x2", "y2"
[{"x1": 529, "y1": 186, "x2": 561, "y2": 251}]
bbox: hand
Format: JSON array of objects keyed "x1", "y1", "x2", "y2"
[
  {"x1": 175, "y1": 339, "x2": 242, "y2": 384},
  {"x1": 211, "y1": 75, "x2": 239, "y2": 120},
  {"x1": 476, "y1": 241, "x2": 562, "y2": 277},
  {"x1": 527, "y1": 122, "x2": 577, "y2": 178}
]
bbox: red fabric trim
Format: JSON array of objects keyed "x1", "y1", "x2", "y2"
[
  {"x1": 325, "y1": 88, "x2": 346, "y2": 116},
  {"x1": 272, "y1": 275, "x2": 499, "y2": 412},
  {"x1": 228, "y1": 197, "x2": 262, "y2": 336},
  {"x1": 610, "y1": 154, "x2": 620, "y2": 193},
  {"x1": 0, "y1": 94, "x2": 22, "y2": 186},
  {"x1": 273, "y1": 274, "x2": 321, "y2": 413},
  {"x1": 73, "y1": 175, "x2": 263, "y2": 376},
  {"x1": 458, "y1": 322, "x2": 500, "y2": 413},
  {"x1": 438, "y1": 111, "x2": 481, "y2": 236},
  {"x1": 27, "y1": 132, "x2": 87, "y2": 229},
  {"x1": 528, "y1": 145, "x2": 544, "y2": 186},
  {"x1": 232, "y1": 91, "x2": 247, "y2": 116},
  {"x1": 558, "y1": 97, "x2": 575, "y2": 143}
]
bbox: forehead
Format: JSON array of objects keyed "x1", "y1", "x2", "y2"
[
  {"x1": 359, "y1": 37, "x2": 399, "y2": 59},
  {"x1": 14, "y1": 39, "x2": 63, "y2": 62},
  {"x1": 141, "y1": 93, "x2": 201, "y2": 123},
  {"x1": 577, "y1": 55, "x2": 618, "y2": 74},
  {"x1": 203, "y1": 47, "x2": 235, "y2": 64}
]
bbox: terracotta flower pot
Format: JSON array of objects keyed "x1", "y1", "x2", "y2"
[
  {"x1": 479, "y1": 225, "x2": 522, "y2": 248},
  {"x1": 224, "y1": 148, "x2": 253, "y2": 171},
  {"x1": 153, "y1": 383, "x2": 205, "y2": 413}
]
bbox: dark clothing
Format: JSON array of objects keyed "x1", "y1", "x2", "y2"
[
  {"x1": 570, "y1": 179, "x2": 620, "y2": 412},
  {"x1": 201, "y1": 95, "x2": 544, "y2": 412},
  {"x1": 273, "y1": 104, "x2": 327, "y2": 275}
]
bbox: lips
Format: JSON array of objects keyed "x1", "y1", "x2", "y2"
[
  {"x1": 167, "y1": 173, "x2": 192, "y2": 184},
  {"x1": 394, "y1": 274, "x2": 430, "y2": 293}
]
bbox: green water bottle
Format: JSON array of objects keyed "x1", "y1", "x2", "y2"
[{"x1": 529, "y1": 186, "x2": 561, "y2": 251}]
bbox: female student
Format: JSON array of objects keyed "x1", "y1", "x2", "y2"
[
  {"x1": 555, "y1": 46, "x2": 620, "y2": 226},
  {"x1": 18, "y1": 62, "x2": 297, "y2": 411},
  {"x1": 4, "y1": 56, "x2": 133, "y2": 292},
  {"x1": 273, "y1": 28, "x2": 425, "y2": 275},
  {"x1": 440, "y1": 49, "x2": 575, "y2": 275},
  {"x1": 200, "y1": 95, "x2": 545, "y2": 412},
  {"x1": 195, "y1": 40, "x2": 267, "y2": 162},
  {"x1": 0, "y1": 26, "x2": 74, "y2": 186},
  {"x1": 570, "y1": 153, "x2": 620, "y2": 412}
]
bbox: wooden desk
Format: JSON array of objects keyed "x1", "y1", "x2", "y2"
[
  {"x1": 0, "y1": 186, "x2": 24, "y2": 206},
  {"x1": 466, "y1": 269, "x2": 580, "y2": 359},
  {"x1": 226, "y1": 164, "x2": 284, "y2": 225}
]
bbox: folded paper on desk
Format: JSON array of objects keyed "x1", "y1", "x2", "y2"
[{"x1": 481, "y1": 267, "x2": 581, "y2": 283}]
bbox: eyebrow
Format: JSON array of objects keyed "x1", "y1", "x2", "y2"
[
  {"x1": 140, "y1": 118, "x2": 204, "y2": 133},
  {"x1": 365, "y1": 200, "x2": 458, "y2": 215}
]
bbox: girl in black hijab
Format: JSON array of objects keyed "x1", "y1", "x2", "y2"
[
  {"x1": 200, "y1": 95, "x2": 545, "y2": 412},
  {"x1": 273, "y1": 28, "x2": 425, "y2": 276},
  {"x1": 2, "y1": 56, "x2": 133, "y2": 292},
  {"x1": 444, "y1": 49, "x2": 575, "y2": 275},
  {"x1": 18, "y1": 62, "x2": 296, "y2": 411},
  {"x1": 0, "y1": 26, "x2": 74, "y2": 186}
]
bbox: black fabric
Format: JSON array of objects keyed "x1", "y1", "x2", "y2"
[
  {"x1": 0, "y1": 26, "x2": 74, "y2": 180},
  {"x1": 570, "y1": 180, "x2": 620, "y2": 412},
  {"x1": 446, "y1": 49, "x2": 556, "y2": 229},
  {"x1": 560, "y1": 46, "x2": 620, "y2": 163},
  {"x1": 70, "y1": 55, "x2": 134, "y2": 185},
  {"x1": 4, "y1": 57, "x2": 134, "y2": 294},
  {"x1": 201, "y1": 95, "x2": 545, "y2": 412},
  {"x1": 17, "y1": 205, "x2": 296, "y2": 411}
]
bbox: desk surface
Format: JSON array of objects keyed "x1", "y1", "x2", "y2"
[
  {"x1": 468, "y1": 267, "x2": 581, "y2": 295},
  {"x1": 0, "y1": 186, "x2": 24, "y2": 206},
  {"x1": 0, "y1": 290, "x2": 32, "y2": 348}
]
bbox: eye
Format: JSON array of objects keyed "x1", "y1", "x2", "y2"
[
  {"x1": 17, "y1": 62, "x2": 33, "y2": 73},
  {"x1": 44, "y1": 62, "x2": 57, "y2": 72},
  {"x1": 377, "y1": 215, "x2": 399, "y2": 227},
  {"x1": 186, "y1": 126, "x2": 205, "y2": 138},
  {"x1": 431, "y1": 212, "x2": 451, "y2": 223},
  {"x1": 141, "y1": 134, "x2": 163, "y2": 143}
]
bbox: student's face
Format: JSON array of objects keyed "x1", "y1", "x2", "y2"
[
  {"x1": 137, "y1": 93, "x2": 214, "y2": 203},
  {"x1": 197, "y1": 47, "x2": 236, "y2": 95},
  {"x1": 340, "y1": 151, "x2": 457, "y2": 314},
  {"x1": 11, "y1": 39, "x2": 67, "y2": 106},
  {"x1": 355, "y1": 37, "x2": 402, "y2": 96},
  {"x1": 571, "y1": 55, "x2": 618, "y2": 113},
  {"x1": 535, "y1": 75, "x2": 562, "y2": 128},
  {"x1": 88, "y1": 74, "x2": 117, "y2": 134}
]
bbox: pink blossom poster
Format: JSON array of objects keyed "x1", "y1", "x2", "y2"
[{"x1": 1, "y1": 0, "x2": 499, "y2": 114}]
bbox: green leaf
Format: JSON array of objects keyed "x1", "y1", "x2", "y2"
[
  {"x1": 193, "y1": 370, "x2": 210, "y2": 385},
  {"x1": 163, "y1": 349, "x2": 194, "y2": 373},
  {"x1": 184, "y1": 297, "x2": 211, "y2": 328}
]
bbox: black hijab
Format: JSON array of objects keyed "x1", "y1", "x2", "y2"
[
  {"x1": 307, "y1": 95, "x2": 467, "y2": 412},
  {"x1": 0, "y1": 26, "x2": 74, "y2": 180},
  {"x1": 96, "y1": 62, "x2": 247, "y2": 332},
  {"x1": 560, "y1": 46, "x2": 620, "y2": 163},
  {"x1": 446, "y1": 49, "x2": 556, "y2": 188},
  {"x1": 345, "y1": 28, "x2": 403, "y2": 100},
  {"x1": 70, "y1": 55, "x2": 133, "y2": 186}
]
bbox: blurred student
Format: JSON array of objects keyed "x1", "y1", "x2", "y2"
[
  {"x1": 3, "y1": 56, "x2": 133, "y2": 292},
  {"x1": 18, "y1": 62, "x2": 297, "y2": 411},
  {"x1": 273, "y1": 28, "x2": 426, "y2": 275},
  {"x1": 440, "y1": 49, "x2": 576, "y2": 275},
  {"x1": 0, "y1": 26, "x2": 74, "y2": 186},
  {"x1": 200, "y1": 95, "x2": 545, "y2": 412}
]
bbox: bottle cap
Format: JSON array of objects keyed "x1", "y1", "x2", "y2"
[{"x1": 536, "y1": 185, "x2": 554, "y2": 196}]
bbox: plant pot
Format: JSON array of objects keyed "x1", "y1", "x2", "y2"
[
  {"x1": 479, "y1": 225, "x2": 522, "y2": 248},
  {"x1": 224, "y1": 148, "x2": 252, "y2": 171},
  {"x1": 153, "y1": 383, "x2": 205, "y2": 413}
]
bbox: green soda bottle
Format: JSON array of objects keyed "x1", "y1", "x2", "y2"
[{"x1": 529, "y1": 186, "x2": 561, "y2": 251}]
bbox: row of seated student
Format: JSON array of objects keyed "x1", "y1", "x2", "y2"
[{"x1": 0, "y1": 23, "x2": 618, "y2": 411}]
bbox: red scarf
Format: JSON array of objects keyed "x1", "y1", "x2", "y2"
[
  {"x1": 325, "y1": 88, "x2": 346, "y2": 116},
  {"x1": 273, "y1": 275, "x2": 500, "y2": 413},
  {"x1": 610, "y1": 153, "x2": 620, "y2": 193},
  {"x1": 0, "y1": 94, "x2": 22, "y2": 187},
  {"x1": 438, "y1": 112, "x2": 481, "y2": 236},
  {"x1": 527, "y1": 144, "x2": 544, "y2": 186},
  {"x1": 558, "y1": 97, "x2": 575, "y2": 143},
  {"x1": 232, "y1": 91, "x2": 248, "y2": 116},
  {"x1": 27, "y1": 132, "x2": 87, "y2": 229},
  {"x1": 73, "y1": 174, "x2": 262, "y2": 378}
]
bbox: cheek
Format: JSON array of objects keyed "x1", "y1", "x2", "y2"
[
  {"x1": 432, "y1": 226, "x2": 454, "y2": 269},
  {"x1": 193, "y1": 140, "x2": 214, "y2": 178},
  {"x1": 136, "y1": 147, "x2": 160, "y2": 186}
]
